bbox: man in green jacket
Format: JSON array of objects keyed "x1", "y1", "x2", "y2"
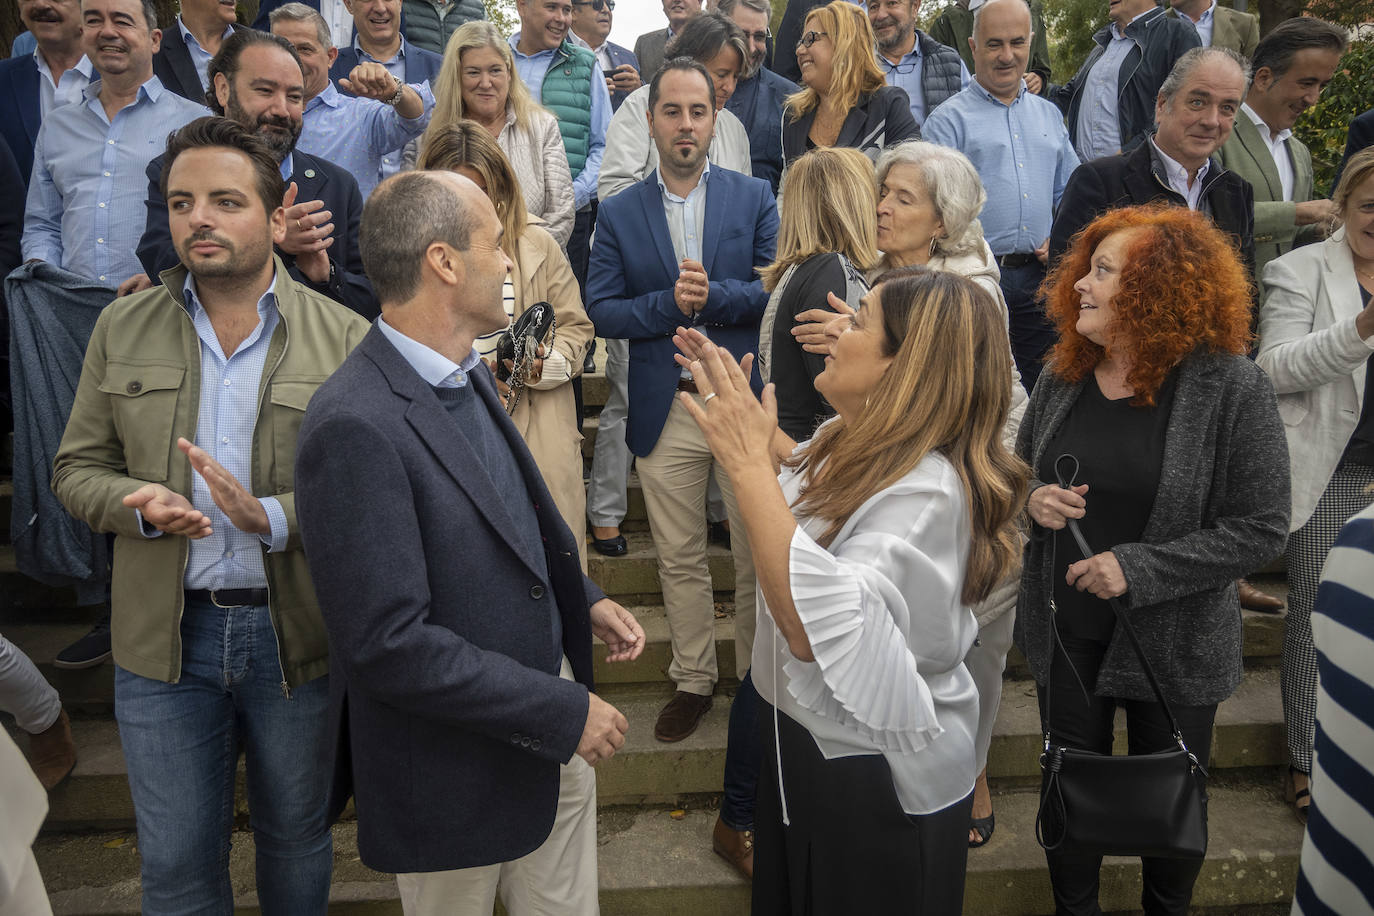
[
  {"x1": 52, "y1": 116, "x2": 368, "y2": 914},
  {"x1": 1217, "y1": 16, "x2": 1346, "y2": 280}
]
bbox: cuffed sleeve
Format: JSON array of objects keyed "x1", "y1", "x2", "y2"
[{"x1": 258, "y1": 496, "x2": 289, "y2": 552}]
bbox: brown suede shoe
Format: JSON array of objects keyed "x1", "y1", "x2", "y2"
[
  {"x1": 29, "y1": 708, "x2": 77, "y2": 791},
  {"x1": 654, "y1": 690, "x2": 712, "y2": 743},
  {"x1": 1238, "y1": 578, "x2": 1285, "y2": 613},
  {"x1": 712, "y1": 814, "x2": 754, "y2": 879}
]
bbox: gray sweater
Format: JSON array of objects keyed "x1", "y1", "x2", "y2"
[{"x1": 1013, "y1": 349, "x2": 1291, "y2": 705}]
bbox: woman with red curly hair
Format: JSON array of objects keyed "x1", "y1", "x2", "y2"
[{"x1": 1014, "y1": 204, "x2": 1290, "y2": 915}]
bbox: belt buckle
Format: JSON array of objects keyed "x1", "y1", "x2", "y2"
[{"x1": 207, "y1": 590, "x2": 237, "y2": 609}]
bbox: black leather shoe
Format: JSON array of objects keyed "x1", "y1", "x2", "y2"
[
  {"x1": 583, "y1": 339, "x2": 598, "y2": 375},
  {"x1": 591, "y1": 534, "x2": 627, "y2": 557}
]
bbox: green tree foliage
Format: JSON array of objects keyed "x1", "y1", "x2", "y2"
[
  {"x1": 485, "y1": 0, "x2": 519, "y2": 37},
  {"x1": 1043, "y1": 0, "x2": 1102, "y2": 82},
  {"x1": 1293, "y1": 35, "x2": 1374, "y2": 196}
]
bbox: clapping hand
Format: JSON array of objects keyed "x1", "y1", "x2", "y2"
[{"x1": 678, "y1": 339, "x2": 777, "y2": 478}]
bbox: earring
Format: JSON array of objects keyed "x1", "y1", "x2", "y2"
[{"x1": 928, "y1": 235, "x2": 938, "y2": 258}]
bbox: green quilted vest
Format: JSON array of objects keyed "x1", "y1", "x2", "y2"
[{"x1": 540, "y1": 41, "x2": 596, "y2": 179}]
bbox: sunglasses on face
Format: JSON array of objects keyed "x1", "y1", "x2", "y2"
[
  {"x1": 796, "y1": 30, "x2": 828, "y2": 48},
  {"x1": 572, "y1": 0, "x2": 614, "y2": 10}
]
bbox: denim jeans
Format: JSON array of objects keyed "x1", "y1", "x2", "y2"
[
  {"x1": 720, "y1": 670, "x2": 760, "y2": 831},
  {"x1": 114, "y1": 598, "x2": 332, "y2": 915},
  {"x1": 999, "y1": 261, "x2": 1056, "y2": 394}
]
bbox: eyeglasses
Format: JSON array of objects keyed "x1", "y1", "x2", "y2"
[
  {"x1": 796, "y1": 30, "x2": 828, "y2": 48},
  {"x1": 572, "y1": 0, "x2": 614, "y2": 10},
  {"x1": 880, "y1": 57, "x2": 917, "y2": 74},
  {"x1": 744, "y1": 27, "x2": 771, "y2": 44}
]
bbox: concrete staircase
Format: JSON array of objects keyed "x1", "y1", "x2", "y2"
[{"x1": 2, "y1": 356, "x2": 1305, "y2": 914}]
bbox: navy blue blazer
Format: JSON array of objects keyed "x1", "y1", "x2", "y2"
[
  {"x1": 725, "y1": 67, "x2": 797, "y2": 194},
  {"x1": 328, "y1": 38, "x2": 443, "y2": 92},
  {"x1": 295, "y1": 325, "x2": 601, "y2": 873},
  {"x1": 603, "y1": 40, "x2": 639, "y2": 111},
  {"x1": 153, "y1": 22, "x2": 248, "y2": 104},
  {"x1": 0, "y1": 55, "x2": 41, "y2": 187},
  {"x1": 587, "y1": 166, "x2": 778, "y2": 456},
  {"x1": 136, "y1": 149, "x2": 380, "y2": 319}
]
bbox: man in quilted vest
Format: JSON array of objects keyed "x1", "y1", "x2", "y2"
[{"x1": 868, "y1": 0, "x2": 968, "y2": 130}]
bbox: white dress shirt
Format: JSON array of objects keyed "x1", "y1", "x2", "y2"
[
  {"x1": 1152, "y1": 138, "x2": 1210, "y2": 211},
  {"x1": 753, "y1": 443, "x2": 980, "y2": 816},
  {"x1": 1243, "y1": 102, "x2": 1295, "y2": 202}
]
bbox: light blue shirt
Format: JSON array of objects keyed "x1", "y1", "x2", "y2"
[
  {"x1": 148, "y1": 274, "x2": 289, "y2": 590},
  {"x1": 177, "y1": 16, "x2": 237, "y2": 91},
  {"x1": 32, "y1": 48, "x2": 94, "y2": 117},
  {"x1": 922, "y1": 80, "x2": 1079, "y2": 255},
  {"x1": 299, "y1": 80, "x2": 433, "y2": 200},
  {"x1": 21, "y1": 76, "x2": 207, "y2": 287},
  {"x1": 1075, "y1": 10, "x2": 1151, "y2": 162},
  {"x1": 877, "y1": 41, "x2": 969, "y2": 128},
  {"x1": 508, "y1": 34, "x2": 611, "y2": 211},
  {"x1": 377, "y1": 317, "x2": 482, "y2": 388},
  {"x1": 349, "y1": 35, "x2": 425, "y2": 180},
  {"x1": 1187, "y1": 0, "x2": 1216, "y2": 47},
  {"x1": 656, "y1": 160, "x2": 710, "y2": 264}
]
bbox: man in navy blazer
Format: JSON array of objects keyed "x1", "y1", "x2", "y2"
[
  {"x1": 137, "y1": 31, "x2": 379, "y2": 318},
  {"x1": 569, "y1": 0, "x2": 641, "y2": 111},
  {"x1": 326, "y1": 0, "x2": 442, "y2": 92},
  {"x1": 151, "y1": 0, "x2": 246, "y2": 103},
  {"x1": 587, "y1": 59, "x2": 776, "y2": 751},
  {"x1": 0, "y1": 0, "x2": 93, "y2": 188},
  {"x1": 295, "y1": 169, "x2": 643, "y2": 909}
]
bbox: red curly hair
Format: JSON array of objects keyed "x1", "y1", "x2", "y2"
[{"x1": 1042, "y1": 204, "x2": 1253, "y2": 406}]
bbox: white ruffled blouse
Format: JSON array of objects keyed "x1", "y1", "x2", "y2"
[{"x1": 753, "y1": 444, "x2": 981, "y2": 816}]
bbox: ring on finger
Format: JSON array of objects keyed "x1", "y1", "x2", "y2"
[
  {"x1": 296, "y1": 218, "x2": 305, "y2": 231},
  {"x1": 703, "y1": 392, "x2": 718, "y2": 403}
]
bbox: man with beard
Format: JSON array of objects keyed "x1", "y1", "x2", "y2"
[
  {"x1": 719, "y1": 0, "x2": 794, "y2": 193},
  {"x1": 137, "y1": 29, "x2": 380, "y2": 319},
  {"x1": 867, "y1": 0, "x2": 968, "y2": 130},
  {"x1": 53, "y1": 114, "x2": 368, "y2": 914}
]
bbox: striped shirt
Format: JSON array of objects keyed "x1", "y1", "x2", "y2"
[{"x1": 1294, "y1": 502, "x2": 1374, "y2": 914}]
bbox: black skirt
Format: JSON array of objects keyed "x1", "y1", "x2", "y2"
[{"x1": 752, "y1": 702, "x2": 974, "y2": 915}]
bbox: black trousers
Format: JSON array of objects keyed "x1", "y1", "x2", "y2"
[
  {"x1": 1037, "y1": 635, "x2": 1218, "y2": 916},
  {"x1": 568, "y1": 201, "x2": 596, "y2": 430},
  {"x1": 753, "y1": 701, "x2": 973, "y2": 916}
]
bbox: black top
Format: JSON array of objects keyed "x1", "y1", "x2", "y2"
[
  {"x1": 772, "y1": 253, "x2": 848, "y2": 441},
  {"x1": 1343, "y1": 283, "x2": 1374, "y2": 467},
  {"x1": 1037, "y1": 371, "x2": 1177, "y2": 642}
]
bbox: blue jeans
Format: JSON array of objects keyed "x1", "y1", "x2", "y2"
[
  {"x1": 114, "y1": 599, "x2": 332, "y2": 915},
  {"x1": 721, "y1": 670, "x2": 760, "y2": 831},
  {"x1": 999, "y1": 261, "x2": 1056, "y2": 394}
]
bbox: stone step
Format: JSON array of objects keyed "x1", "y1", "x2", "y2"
[
  {"x1": 23, "y1": 667, "x2": 1287, "y2": 832},
  {"x1": 33, "y1": 782, "x2": 1301, "y2": 915},
  {"x1": 587, "y1": 530, "x2": 738, "y2": 603}
]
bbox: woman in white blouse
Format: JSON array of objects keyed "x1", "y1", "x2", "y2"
[{"x1": 675, "y1": 267, "x2": 1027, "y2": 913}]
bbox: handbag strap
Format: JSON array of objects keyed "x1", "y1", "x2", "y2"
[{"x1": 1039, "y1": 454, "x2": 1191, "y2": 754}]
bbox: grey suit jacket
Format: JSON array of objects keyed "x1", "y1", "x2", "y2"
[
  {"x1": 1218, "y1": 111, "x2": 1319, "y2": 280},
  {"x1": 1167, "y1": 4, "x2": 1258, "y2": 58},
  {"x1": 633, "y1": 28, "x2": 669, "y2": 83},
  {"x1": 1013, "y1": 350, "x2": 1290, "y2": 706}
]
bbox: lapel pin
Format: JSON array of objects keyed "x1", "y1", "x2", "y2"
[{"x1": 304, "y1": 169, "x2": 316, "y2": 179}]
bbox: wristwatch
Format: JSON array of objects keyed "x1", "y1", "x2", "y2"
[{"x1": 383, "y1": 75, "x2": 405, "y2": 107}]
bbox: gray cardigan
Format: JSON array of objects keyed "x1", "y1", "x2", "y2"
[{"x1": 1013, "y1": 350, "x2": 1291, "y2": 705}]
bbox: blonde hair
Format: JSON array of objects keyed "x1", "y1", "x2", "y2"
[
  {"x1": 1332, "y1": 147, "x2": 1374, "y2": 232},
  {"x1": 787, "y1": 267, "x2": 1028, "y2": 604},
  {"x1": 785, "y1": 1, "x2": 886, "y2": 120},
  {"x1": 421, "y1": 22, "x2": 542, "y2": 163},
  {"x1": 760, "y1": 147, "x2": 880, "y2": 290},
  {"x1": 416, "y1": 121, "x2": 528, "y2": 258}
]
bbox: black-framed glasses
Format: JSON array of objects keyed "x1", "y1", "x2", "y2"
[
  {"x1": 744, "y1": 27, "x2": 771, "y2": 44},
  {"x1": 880, "y1": 56, "x2": 917, "y2": 74},
  {"x1": 572, "y1": 0, "x2": 614, "y2": 10},
  {"x1": 796, "y1": 30, "x2": 827, "y2": 48}
]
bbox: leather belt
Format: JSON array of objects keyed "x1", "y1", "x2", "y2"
[
  {"x1": 676, "y1": 377, "x2": 699, "y2": 394},
  {"x1": 995, "y1": 252, "x2": 1040, "y2": 269},
  {"x1": 186, "y1": 588, "x2": 269, "y2": 608}
]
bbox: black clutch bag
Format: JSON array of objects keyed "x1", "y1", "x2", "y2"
[
  {"x1": 495, "y1": 301, "x2": 556, "y2": 412},
  {"x1": 1034, "y1": 455, "x2": 1209, "y2": 860}
]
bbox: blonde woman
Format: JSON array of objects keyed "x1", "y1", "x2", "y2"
[
  {"x1": 757, "y1": 147, "x2": 879, "y2": 442},
  {"x1": 677, "y1": 267, "x2": 1027, "y2": 912},
  {"x1": 418, "y1": 123, "x2": 593, "y2": 564},
  {"x1": 781, "y1": 0, "x2": 918, "y2": 167},
  {"x1": 410, "y1": 21, "x2": 576, "y2": 247}
]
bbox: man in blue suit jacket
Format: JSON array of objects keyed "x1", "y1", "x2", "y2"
[
  {"x1": 326, "y1": 0, "x2": 442, "y2": 92},
  {"x1": 0, "y1": 0, "x2": 92, "y2": 188},
  {"x1": 569, "y1": 0, "x2": 641, "y2": 111},
  {"x1": 587, "y1": 60, "x2": 776, "y2": 751},
  {"x1": 296, "y1": 169, "x2": 643, "y2": 907},
  {"x1": 137, "y1": 31, "x2": 380, "y2": 318},
  {"x1": 151, "y1": 0, "x2": 246, "y2": 103}
]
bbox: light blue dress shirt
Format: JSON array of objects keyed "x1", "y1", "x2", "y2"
[
  {"x1": 21, "y1": 76, "x2": 207, "y2": 287},
  {"x1": 377, "y1": 317, "x2": 482, "y2": 388},
  {"x1": 508, "y1": 34, "x2": 611, "y2": 211},
  {"x1": 33, "y1": 48, "x2": 93, "y2": 117},
  {"x1": 299, "y1": 80, "x2": 433, "y2": 200},
  {"x1": 149, "y1": 274, "x2": 289, "y2": 591},
  {"x1": 1188, "y1": 1, "x2": 1216, "y2": 47},
  {"x1": 348, "y1": 35, "x2": 427, "y2": 180},
  {"x1": 877, "y1": 42, "x2": 969, "y2": 128},
  {"x1": 177, "y1": 16, "x2": 237, "y2": 91},
  {"x1": 657, "y1": 160, "x2": 710, "y2": 264},
  {"x1": 1075, "y1": 9, "x2": 1152, "y2": 162},
  {"x1": 922, "y1": 80, "x2": 1079, "y2": 255}
]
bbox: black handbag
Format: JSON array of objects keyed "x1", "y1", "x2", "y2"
[
  {"x1": 494, "y1": 301, "x2": 556, "y2": 413},
  {"x1": 1034, "y1": 454, "x2": 1209, "y2": 860}
]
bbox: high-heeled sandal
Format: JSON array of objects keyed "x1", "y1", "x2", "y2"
[{"x1": 1286, "y1": 766, "x2": 1311, "y2": 824}]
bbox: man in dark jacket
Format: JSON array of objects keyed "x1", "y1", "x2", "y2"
[
  {"x1": 569, "y1": 0, "x2": 640, "y2": 111},
  {"x1": 1050, "y1": 47, "x2": 1254, "y2": 282},
  {"x1": 719, "y1": 0, "x2": 794, "y2": 194},
  {"x1": 1050, "y1": 0, "x2": 1199, "y2": 162},
  {"x1": 151, "y1": 0, "x2": 245, "y2": 102}
]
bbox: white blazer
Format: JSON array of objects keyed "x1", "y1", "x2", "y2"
[{"x1": 1257, "y1": 230, "x2": 1374, "y2": 531}]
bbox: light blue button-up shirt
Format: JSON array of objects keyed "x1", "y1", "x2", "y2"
[
  {"x1": 657, "y1": 160, "x2": 710, "y2": 264},
  {"x1": 21, "y1": 76, "x2": 207, "y2": 287},
  {"x1": 878, "y1": 41, "x2": 969, "y2": 128},
  {"x1": 299, "y1": 80, "x2": 433, "y2": 200},
  {"x1": 1075, "y1": 9, "x2": 1153, "y2": 162},
  {"x1": 508, "y1": 34, "x2": 611, "y2": 211},
  {"x1": 33, "y1": 48, "x2": 93, "y2": 117},
  {"x1": 1188, "y1": 0, "x2": 1216, "y2": 47},
  {"x1": 922, "y1": 80, "x2": 1079, "y2": 255},
  {"x1": 174, "y1": 273, "x2": 289, "y2": 590},
  {"x1": 377, "y1": 317, "x2": 482, "y2": 388},
  {"x1": 348, "y1": 35, "x2": 426, "y2": 181},
  {"x1": 177, "y1": 16, "x2": 237, "y2": 91}
]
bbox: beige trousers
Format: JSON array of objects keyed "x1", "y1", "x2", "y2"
[
  {"x1": 394, "y1": 659, "x2": 599, "y2": 916},
  {"x1": 635, "y1": 396, "x2": 758, "y2": 695}
]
